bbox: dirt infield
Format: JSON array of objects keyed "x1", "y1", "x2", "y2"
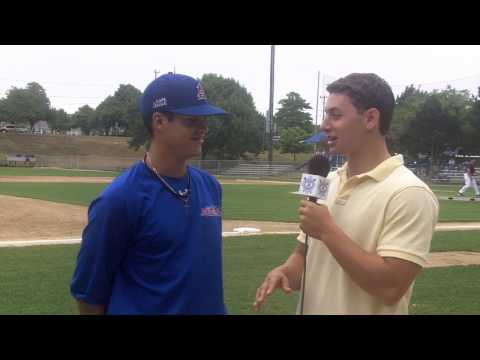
[
  {"x1": 1, "y1": 194, "x2": 480, "y2": 268},
  {"x1": 0, "y1": 195, "x2": 298, "y2": 241},
  {"x1": 0, "y1": 195, "x2": 87, "y2": 241}
]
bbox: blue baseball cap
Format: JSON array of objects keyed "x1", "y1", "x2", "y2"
[{"x1": 141, "y1": 73, "x2": 227, "y2": 125}]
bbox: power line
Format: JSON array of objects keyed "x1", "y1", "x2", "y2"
[
  {"x1": 321, "y1": 72, "x2": 480, "y2": 90},
  {"x1": 48, "y1": 95, "x2": 103, "y2": 99},
  {"x1": 0, "y1": 77, "x2": 119, "y2": 87},
  {"x1": 408, "y1": 73, "x2": 480, "y2": 86}
]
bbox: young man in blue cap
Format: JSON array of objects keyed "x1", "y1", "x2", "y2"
[{"x1": 71, "y1": 73, "x2": 228, "y2": 314}]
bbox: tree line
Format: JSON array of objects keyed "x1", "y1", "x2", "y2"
[
  {"x1": 389, "y1": 85, "x2": 480, "y2": 166},
  {"x1": 1, "y1": 75, "x2": 479, "y2": 162}
]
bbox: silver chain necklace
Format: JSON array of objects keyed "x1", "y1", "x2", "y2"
[{"x1": 144, "y1": 153, "x2": 191, "y2": 207}]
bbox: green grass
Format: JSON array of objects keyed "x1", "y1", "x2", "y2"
[
  {"x1": 430, "y1": 184, "x2": 479, "y2": 200},
  {"x1": 421, "y1": 184, "x2": 480, "y2": 222},
  {"x1": 430, "y1": 184, "x2": 468, "y2": 195},
  {"x1": 0, "y1": 183, "x2": 108, "y2": 207},
  {"x1": 431, "y1": 231, "x2": 480, "y2": 252},
  {"x1": 430, "y1": 184, "x2": 480, "y2": 222},
  {"x1": 411, "y1": 266, "x2": 480, "y2": 314},
  {"x1": 437, "y1": 201, "x2": 480, "y2": 222},
  {"x1": 223, "y1": 234, "x2": 300, "y2": 315},
  {"x1": 0, "y1": 232, "x2": 479, "y2": 314},
  {"x1": 0, "y1": 245, "x2": 79, "y2": 314},
  {"x1": 220, "y1": 183, "x2": 480, "y2": 223},
  {"x1": 0, "y1": 167, "x2": 119, "y2": 177},
  {"x1": 222, "y1": 184, "x2": 299, "y2": 222},
  {"x1": 1, "y1": 182, "x2": 480, "y2": 222},
  {"x1": 0, "y1": 236, "x2": 300, "y2": 315},
  {"x1": 0, "y1": 182, "x2": 302, "y2": 221}
]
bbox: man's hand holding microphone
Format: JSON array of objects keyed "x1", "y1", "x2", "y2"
[{"x1": 253, "y1": 154, "x2": 331, "y2": 313}]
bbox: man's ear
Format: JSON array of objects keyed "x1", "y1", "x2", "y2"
[
  {"x1": 151, "y1": 112, "x2": 169, "y2": 133},
  {"x1": 364, "y1": 108, "x2": 380, "y2": 132}
]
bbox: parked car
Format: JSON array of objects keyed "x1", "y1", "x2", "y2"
[
  {"x1": 0, "y1": 124, "x2": 16, "y2": 133},
  {"x1": 0, "y1": 124, "x2": 29, "y2": 133},
  {"x1": 16, "y1": 126, "x2": 29, "y2": 133}
]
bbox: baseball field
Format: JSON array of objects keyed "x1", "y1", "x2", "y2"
[{"x1": 1, "y1": 167, "x2": 480, "y2": 314}]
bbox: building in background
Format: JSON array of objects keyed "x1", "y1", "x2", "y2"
[{"x1": 32, "y1": 121, "x2": 50, "y2": 135}]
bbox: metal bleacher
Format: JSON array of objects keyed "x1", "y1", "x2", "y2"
[{"x1": 432, "y1": 168, "x2": 467, "y2": 184}]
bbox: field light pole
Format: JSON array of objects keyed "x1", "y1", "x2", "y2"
[{"x1": 267, "y1": 45, "x2": 275, "y2": 163}]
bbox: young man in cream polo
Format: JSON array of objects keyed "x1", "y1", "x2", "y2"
[{"x1": 253, "y1": 73, "x2": 439, "y2": 315}]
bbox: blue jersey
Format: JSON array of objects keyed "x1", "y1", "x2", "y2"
[{"x1": 70, "y1": 161, "x2": 226, "y2": 315}]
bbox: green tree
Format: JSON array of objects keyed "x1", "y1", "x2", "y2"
[
  {"x1": 435, "y1": 86, "x2": 476, "y2": 156},
  {"x1": 47, "y1": 108, "x2": 71, "y2": 132},
  {"x1": 128, "y1": 119, "x2": 150, "y2": 151},
  {"x1": 127, "y1": 75, "x2": 265, "y2": 158},
  {"x1": 94, "y1": 96, "x2": 121, "y2": 135},
  {"x1": 461, "y1": 88, "x2": 480, "y2": 154},
  {"x1": 389, "y1": 85, "x2": 428, "y2": 154},
  {"x1": 0, "y1": 82, "x2": 51, "y2": 128},
  {"x1": 391, "y1": 85, "x2": 476, "y2": 158},
  {"x1": 279, "y1": 127, "x2": 312, "y2": 160},
  {"x1": 274, "y1": 92, "x2": 314, "y2": 134},
  {"x1": 96, "y1": 84, "x2": 142, "y2": 136},
  {"x1": 198, "y1": 74, "x2": 264, "y2": 159},
  {"x1": 399, "y1": 94, "x2": 462, "y2": 167},
  {"x1": 113, "y1": 84, "x2": 143, "y2": 135},
  {"x1": 0, "y1": 98, "x2": 7, "y2": 123},
  {"x1": 71, "y1": 105, "x2": 95, "y2": 135}
]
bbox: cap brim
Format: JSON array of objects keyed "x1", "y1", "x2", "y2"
[{"x1": 170, "y1": 104, "x2": 228, "y2": 117}]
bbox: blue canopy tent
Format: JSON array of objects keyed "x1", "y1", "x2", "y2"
[{"x1": 300, "y1": 131, "x2": 327, "y2": 144}]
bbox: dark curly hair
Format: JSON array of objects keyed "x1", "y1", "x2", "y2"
[{"x1": 326, "y1": 73, "x2": 395, "y2": 135}]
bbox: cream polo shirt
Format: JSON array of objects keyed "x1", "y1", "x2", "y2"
[{"x1": 296, "y1": 154, "x2": 439, "y2": 315}]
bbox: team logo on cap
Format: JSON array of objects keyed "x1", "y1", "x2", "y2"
[
  {"x1": 153, "y1": 97, "x2": 167, "y2": 109},
  {"x1": 196, "y1": 83, "x2": 207, "y2": 101}
]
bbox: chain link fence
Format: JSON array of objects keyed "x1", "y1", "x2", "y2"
[
  {"x1": 33, "y1": 155, "x2": 142, "y2": 171},
  {"x1": 2, "y1": 154, "x2": 346, "y2": 180},
  {"x1": 2, "y1": 153, "x2": 466, "y2": 183}
]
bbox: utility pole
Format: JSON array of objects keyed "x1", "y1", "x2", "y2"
[
  {"x1": 154, "y1": 69, "x2": 160, "y2": 79},
  {"x1": 320, "y1": 95, "x2": 327, "y2": 123},
  {"x1": 320, "y1": 74, "x2": 328, "y2": 125},
  {"x1": 315, "y1": 71, "x2": 320, "y2": 127},
  {"x1": 268, "y1": 45, "x2": 275, "y2": 163}
]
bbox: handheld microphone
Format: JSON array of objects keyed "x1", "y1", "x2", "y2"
[
  {"x1": 293, "y1": 154, "x2": 330, "y2": 315},
  {"x1": 292, "y1": 154, "x2": 330, "y2": 201}
]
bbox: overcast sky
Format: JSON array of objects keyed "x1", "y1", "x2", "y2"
[{"x1": 1, "y1": 45, "x2": 480, "y2": 123}]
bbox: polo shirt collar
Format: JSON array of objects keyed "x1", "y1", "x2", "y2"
[{"x1": 338, "y1": 154, "x2": 404, "y2": 182}]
